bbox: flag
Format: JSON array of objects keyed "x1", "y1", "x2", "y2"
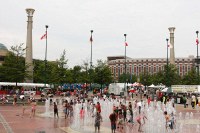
[
  {"x1": 196, "y1": 38, "x2": 199, "y2": 45},
  {"x1": 90, "y1": 36, "x2": 93, "y2": 42},
  {"x1": 125, "y1": 42, "x2": 128, "y2": 46},
  {"x1": 40, "y1": 33, "x2": 47, "y2": 40}
]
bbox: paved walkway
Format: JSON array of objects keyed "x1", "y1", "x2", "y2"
[{"x1": 0, "y1": 102, "x2": 200, "y2": 133}]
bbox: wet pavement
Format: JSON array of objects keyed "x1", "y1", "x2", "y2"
[{"x1": 0, "y1": 101, "x2": 200, "y2": 133}]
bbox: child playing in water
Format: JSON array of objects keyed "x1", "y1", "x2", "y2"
[
  {"x1": 80, "y1": 107, "x2": 85, "y2": 119},
  {"x1": 136, "y1": 112, "x2": 147, "y2": 132},
  {"x1": 22, "y1": 103, "x2": 26, "y2": 117},
  {"x1": 30, "y1": 102, "x2": 36, "y2": 118}
]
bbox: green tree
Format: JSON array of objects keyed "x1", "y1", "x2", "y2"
[
  {"x1": 182, "y1": 67, "x2": 198, "y2": 85},
  {"x1": 80, "y1": 61, "x2": 89, "y2": 84},
  {"x1": 166, "y1": 64, "x2": 181, "y2": 86},
  {"x1": 118, "y1": 73, "x2": 127, "y2": 83},
  {"x1": 118, "y1": 73, "x2": 137, "y2": 83},
  {"x1": 33, "y1": 59, "x2": 45, "y2": 83},
  {"x1": 151, "y1": 71, "x2": 165, "y2": 85},
  {"x1": 94, "y1": 60, "x2": 113, "y2": 87},
  {"x1": 55, "y1": 50, "x2": 68, "y2": 85},
  {"x1": 33, "y1": 50, "x2": 69, "y2": 85},
  {"x1": 33, "y1": 60, "x2": 58, "y2": 84},
  {"x1": 65, "y1": 69, "x2": 73, "y2": 84},
  {"x1": 0, "y1": 44, "x2": 28, "y2": 86},
  {"x1": 139, "y1": 72, "x2": 154, "y2": 86},
  {"x1": 71, "y1": 65, "x2": 82, "y2": 83}
]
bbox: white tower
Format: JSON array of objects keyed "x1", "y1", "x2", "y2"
[
  {"x1": 168, "y1": 27, "x2": 175, "y2": 65},
  {"x1": 25, "y1": 8, "x2": 35, "y2": 82}
]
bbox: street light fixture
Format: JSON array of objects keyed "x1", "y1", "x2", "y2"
[
  {"x1": 90, "y1": 30, "x2": 93, "y2": 69},
  {"x1": 124, "y1": 34, "x2": 127, "y2": 95},
  {"x1": 44, "y1": 25, "x2": 48, "y2": 87},
  {"x1": 196, "y1": 31, "x2": 199, "y2": 84},
  {"x1": 84, "y1": 62, "x2": 88, "y2": 92},
  {"x1": 166, "y1": 38, "x2": 169, "y2": 87},
  {"x1": 90, "y1": 30, "x2": 93, "y2": 92}
]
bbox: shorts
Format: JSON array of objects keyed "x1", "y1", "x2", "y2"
[
  {"x1": 54, "y1": 109, "x2": 58, "y2": 113},
  {"x1": 64, "y1": 109, "x2": 68, "y2": 114},
  {"x1": 95, "y1": 122, "x2": 100, "y2": 127},
  {"x1": 14, "y1": 98, "x2": 17, "y2": 102},
  {"x1": 111, "y1": 123, "x2": 116, "y2": 130},
  {"x1": 118, "y1": 119, "x2": 123, "y2": 125}
]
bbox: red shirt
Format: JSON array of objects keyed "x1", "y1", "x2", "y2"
[
  {"x1": 80, "y1": 109, "x2": 85, "y2": 119},
  {"x1": 96, "y1": 104, "x2": 101, "y2": 113},
  {"x1": 148, "y1": 98, "x2": 151, "y2": 104},
  {"x1": 109, "y1": 113, "x2": 117, "y2": 124}
]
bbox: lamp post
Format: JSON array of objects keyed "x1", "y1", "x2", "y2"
[
  {"x1": 124, "y1": 34, "x2": 127, "y2": 95},
  {"x1": 166, "y1": 38, "x2": 169, "y2": 87},
  {"x1": 90, "y1": 30, "x2": 93, "y2": 92},
  {"x1": 44, "y1": 25, "x2": 48, "y2": 87},
  {"x1": 100, "y1": 67, "x2": 103, "y2": 95},
  {"x1": 196, "y1": 31, "x2": 199, "y2": 84},
  {"x1": 90, "y1": 30, "x2": 93, "y2": 69},
  {"x1": 84, "y1": 62, "x2": 88, "y2": 92},
  {"x1": 118, "y1": 64, "x2": 120, "y2": 82}
]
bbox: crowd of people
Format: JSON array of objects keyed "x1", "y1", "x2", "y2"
[
  {"x1": 1, "y1": 87, "x2": 199, "y2": 133},
  {"x1": 58, "y1": 89, "x2": 179, "y2": 133}
]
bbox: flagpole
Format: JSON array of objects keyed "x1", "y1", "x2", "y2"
[
  {"x1": 90, "y1": 30, "x2": 93, "y2": 69},
  {"x1": 196, "y1": 31, "x2": 199, "y2": 84},
  {"x1": 166, "y1": 38, "x2": 169, "y2": 87},
  {"x1": 90, "y1": 30, "x2": 93, "y2": 92},
  {"x1": 124, "y1": 34, "x2": 127, "y2": 96},
  {"x1": 44, "y1": 25, "x2": 48, "y2": 87}
]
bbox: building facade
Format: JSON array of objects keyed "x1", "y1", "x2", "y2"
[
  {"x1": 107, "y1": 55, "x2": 195, "y2": 82},
  {"x1": 0, "y1": 43, "x2": 8, "y2": 65}
]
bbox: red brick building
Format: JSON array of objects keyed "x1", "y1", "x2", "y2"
[{"x1": 107, "y1": 55, "x2": 195, "y2": 82}]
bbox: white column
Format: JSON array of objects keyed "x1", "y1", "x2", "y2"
[
  {"x1": 168, "y1": 27, "x2": 176, "y2": 65},
  {"x1": 25, "y1": 8, "x2": 35, "y2": 83}
]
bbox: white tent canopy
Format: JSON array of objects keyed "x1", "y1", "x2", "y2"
[
  {"x1": 148, "y1": 84, "x2": 155, "y2": 87},
  {"x1": 0, "y1": 82, "x2": 50, "y2": 87},
  {"x1": 162, "y1": 87, "x2": 168, "y2": 92},
  {"x1": 148, "y1": 84, "x2": 165, "y2": 88}
]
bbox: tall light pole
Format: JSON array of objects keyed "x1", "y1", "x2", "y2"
[
  {"x1": 90, "y1": 30, "x2": 93, "y2": 69},
  {"x1": 44, "y1": 25, "x2": 48, "y2": 87},
  {"x1": 84, "y1": 62, "x2": 88, "y2": 92},
  {"x1": 124, "y1": 34, "x2": 127, "y2": 95},
  {"x1": 90, "y1": 30, "x2": 93, "y2": 92},
  {"x1": 166, "y1": 38, "x2": 169, "y2": 87},
  {"x1": 196, "y1": 31, "x2": 199, "y2": 84}
]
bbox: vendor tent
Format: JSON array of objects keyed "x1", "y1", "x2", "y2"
[
  {"x1": 148, "y1": 84, "x2": 155, "y2": 88},
  {"x1": 162, "y1": 87, "x2": 168, "y2": 92}
]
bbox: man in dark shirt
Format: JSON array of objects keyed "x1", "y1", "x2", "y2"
[{"x1": 109, "y1": 111, "x2": 117, "y2": 133}]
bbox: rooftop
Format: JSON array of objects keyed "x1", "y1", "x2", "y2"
[{"x1": 0, "y1": 43, "x2": 8, "y2": 50}]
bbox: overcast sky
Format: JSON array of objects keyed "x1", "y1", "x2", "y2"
[{"x1": 0, "y1": 0, "x2": 200, "y2": 68}]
